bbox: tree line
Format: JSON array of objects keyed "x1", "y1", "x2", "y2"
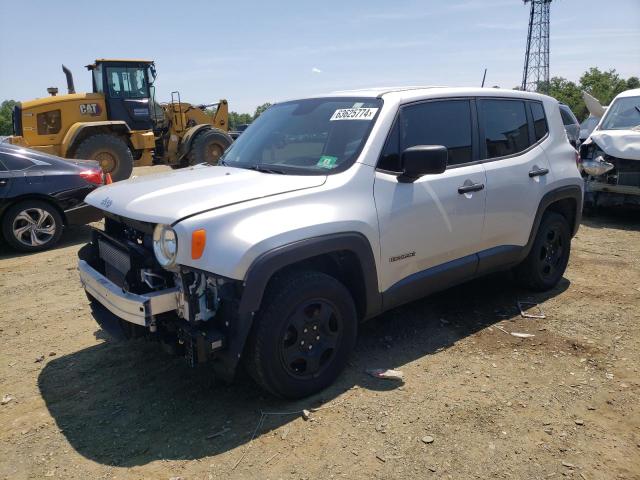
[
  {"x1": 226, "y1": 102, "x2": 271, "y2": 130},
  {"x1": 539, "y1": 67, "x2": 639, "y2": 121}
]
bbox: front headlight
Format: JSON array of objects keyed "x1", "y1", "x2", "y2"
[{"x1": 153, "y1": 224, "x2": 178, "y2": 269}]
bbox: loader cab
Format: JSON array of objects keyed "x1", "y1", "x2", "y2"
[{"x1": 87, "y1": 59, "x2": 155, "y2": 131}]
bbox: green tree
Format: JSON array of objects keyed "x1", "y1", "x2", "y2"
[
  {"x1": 0, "y1": 100, "x2": 17, "y2": 136},
  {"x1": 228, "y1": 111, "x2": 253, "y2": 130},
  {"x1": 538, "y1": 68, "x2": 639, "y2": 121},
  {"x1": 545, "y1": 77, "x2": 587, "y2": 120},
  {"x1": 253, "y1": 102, "x2": 272, "y2": 120},
  {"x1": 579, "y1": 67, "x2": 628, "y2": 107},
  {"x1": 626, "y1": 76, "x2": 640, "y2": 90}
]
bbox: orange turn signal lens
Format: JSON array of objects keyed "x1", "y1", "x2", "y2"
[{"x1": 191, "y1": 229, "x2": 206, "y2": 259}]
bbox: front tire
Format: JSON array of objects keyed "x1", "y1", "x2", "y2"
[
  {"x1": 514, "y1": 211, "x2": 571, "y2": 291},
  {"x1": 74, "y1": 134, "x2": 134, "y2": 181},
  {"x1": 1, "y1": 199, "x2": 63, "y2": 252},
  {"x1": 187, "y1": 129, "x2": 233, "y2": 166},
  {"x1": 245, "y1": 271, "x2": 357, "y2": 399}
]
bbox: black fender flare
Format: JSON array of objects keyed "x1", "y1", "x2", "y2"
[
  {"x1": 238, "y1": 232, "x2": 382, "y2": 319},
  {"x1": 520, "y1": 184, "x2": 583, "y2": 261}
]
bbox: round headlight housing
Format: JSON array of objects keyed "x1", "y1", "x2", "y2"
[{"x1": 153, "y1": 224, "x2": 178, "y2": 269}]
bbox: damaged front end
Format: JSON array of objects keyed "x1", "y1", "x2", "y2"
[
  {"x1": 579, "y1": 133, "x2": 640, "y2": 208},
  {"x1": 78, "y1": 214, "x2": 253, "y2": 380}
]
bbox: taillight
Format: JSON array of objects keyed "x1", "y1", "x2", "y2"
[
  {"x1": 79, "y1": 169, "x2": 103, "y2": 185},
  {"x1": 104, "y1": 173, "x2": 113, "y2": 184}
]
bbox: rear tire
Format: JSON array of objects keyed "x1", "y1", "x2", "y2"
[
  {"x1": 187, "y1": 129, "x2": 233, "y2": 166},
  {"x1": 1, "y1": 199, "x2": 63, "y2": 252},
  {"x1": 74, "y1": 134, "x2": 133, "y2": 181},
  {"x1": 245, "y1": 271, "x2": 357, "y2": 399},
  {"x1": 514, "y1": 211, "x2": 571, "y2": 291}
]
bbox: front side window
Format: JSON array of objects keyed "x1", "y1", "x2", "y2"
[
  {"x1": 480, "y1": 99, "x2": 530, "y2": 158},
  {"x1": 400, "y1": 100, "x2": 473, "y2": 167},
  {"x1": 106, "y1": 67, "x2": 149, "y2": 99},
  {"x1": 220, "y1": 97, "x2": 382, "y2": 175},
  {"x1": 36, "y1": 110, "x2": 61, "y2": 135},
  {"x1": 600, "y1": 96, "x2": 640, "y2": 130},
  {"x1": 92, "y1": 64, "x2": 103, "y2": 93},
  {"x1": 530, "y1": 102, "x2": 548, "y2": 142}
]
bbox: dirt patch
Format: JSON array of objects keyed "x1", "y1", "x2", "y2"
[{"x1": 1, "y1": 174, "x2": 639, "y2": 479}]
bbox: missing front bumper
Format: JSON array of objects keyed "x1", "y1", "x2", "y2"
[{"x1": 78, "y1": 259, "x2": 179, "y2": 327}]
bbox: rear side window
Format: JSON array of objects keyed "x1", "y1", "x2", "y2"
[
  {"x1": 0, "y1": 153, "x2": 35, "y2": 171},
  {"x1": 480, "y1": 99, "x2": 530, "y2": 158},
  {"x1": 530, "y1": 102, "x2": 548, "y2": 142}
]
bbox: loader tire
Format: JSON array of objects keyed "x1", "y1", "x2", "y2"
[
  {"x1": 74, "y1": 134, "x2": 134, "y2": 182},
  {"x1": 187, "y1": 129, "x2": 233, "y2": 166}
]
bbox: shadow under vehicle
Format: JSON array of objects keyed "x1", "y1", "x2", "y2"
[{"x1": 38, "y1": 274, "x2": 568, "y2": 467}]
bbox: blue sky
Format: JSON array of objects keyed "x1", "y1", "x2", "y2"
[{"x1": 0, "y1": 0, "x2": 638, "y2": 113}]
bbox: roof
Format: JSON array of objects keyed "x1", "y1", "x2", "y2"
[
  {"x1": 86, "y1": 59, "x2": 154, "y2": 69},
  {"x1": 304, "y1": 86, "x2": 552, "y2": 102},
  {"x1": 614, "y1": 88, "x2": 640, "y2": 99},
  {"x1": 94, "y1": 58, "x2": 154, "y2": 63}
]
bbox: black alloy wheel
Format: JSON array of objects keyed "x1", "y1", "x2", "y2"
[{"x1": 279, "y1": 298, "x2": 342, "y2": 379}]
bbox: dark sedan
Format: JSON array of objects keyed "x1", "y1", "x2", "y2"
[{"x1": 0, "y1": 144, "x2": 107, "y2": 252}]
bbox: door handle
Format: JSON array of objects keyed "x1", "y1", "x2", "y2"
[
  {"x1": 529, "y1": 167, "x2": 549, "y2": 177},
  {"x1": 0, "y1": 179, "x2": 8, "y2": 187},
  {"x1": 458, "y1": 183, "x2": 485, "y2": 194}
]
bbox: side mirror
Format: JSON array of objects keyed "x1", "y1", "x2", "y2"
[{"x1": 398, "y1": 145, "x2": 448, "y2": 183}]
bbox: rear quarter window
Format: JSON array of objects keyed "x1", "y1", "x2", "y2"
[
  {"x1": 530, "y1": 102, "x2": 549, "y2": 142},
  {"x1": 0, "y1": 152, "x2": 49, "y2": 171},
  {"x1": 559, "y1": 107, "x2": 575, "y2": 126}
]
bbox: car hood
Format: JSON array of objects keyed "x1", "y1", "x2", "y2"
[
  {"x1": 85, "y1": 165, "x2": 327, "y2": 224},
  {"x1": 590, "y1": 129, "x2": 640, "y2": 161}
]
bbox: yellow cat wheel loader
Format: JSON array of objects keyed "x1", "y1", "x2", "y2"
[{"x1": 7, "y1": 60, "x2": 233, "y2": 181}]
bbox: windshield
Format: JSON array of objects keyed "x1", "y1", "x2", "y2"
[
  {"x1": 220, "y1": 97, "x2": 382, "y2": 175},
  {"x1": 600, "y1": 96, "x2": 640, "y2": 130}
]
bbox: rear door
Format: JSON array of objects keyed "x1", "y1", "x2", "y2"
[
  {"x1": 478, "y1": 98, "x2": 552, "y2": 265},
  {"x1": 374, "y1": 98, "x2": 486, "y2": 298}
]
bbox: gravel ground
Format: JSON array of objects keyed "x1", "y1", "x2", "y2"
[{"x1": 0, "y1": 169, "x2": 638, "y2": 479}]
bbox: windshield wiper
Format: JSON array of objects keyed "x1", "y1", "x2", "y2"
[{"x1": 247, "y1": 165, "x2": 286, "y2": 174}]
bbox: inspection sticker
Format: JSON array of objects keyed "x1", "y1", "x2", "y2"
[
  {"x1": 317, "y1": 155, "x2": 338, "y2": 169},
  {"x1": 330, "y1": 107, "x2": 378, "y2": 121}
]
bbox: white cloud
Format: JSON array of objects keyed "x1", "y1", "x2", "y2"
[{"x1": 312, "y1": 67, "x2": 323, "y2": 73}]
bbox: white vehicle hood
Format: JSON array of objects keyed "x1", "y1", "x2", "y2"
[
  {"x1": 590, "y1": 129, "x2": 640, "y2": 161},
  {"x1": 86, "y1": 165, "x2": 327, "y2": 224}
]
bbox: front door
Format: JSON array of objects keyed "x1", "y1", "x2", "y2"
[{"x1": 374, "y1": 99, "x2": 486, "y2": 307}]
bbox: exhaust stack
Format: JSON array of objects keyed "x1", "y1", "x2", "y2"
[{"x1": 62, "y1": 65, "x2": 76, "y2": 94}]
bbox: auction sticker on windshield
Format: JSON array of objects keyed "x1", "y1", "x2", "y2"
[{"x1": 330, "y1": 108, "x2": 378, "y2": 121}]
